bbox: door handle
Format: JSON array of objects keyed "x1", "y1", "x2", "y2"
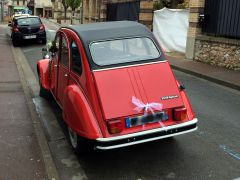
[
  {"x1": 54, "y1": 65, "x2": 58, "y2": 67},
  {"x1": 64, "y1": 74, "x2": 68, "y2": 77}
]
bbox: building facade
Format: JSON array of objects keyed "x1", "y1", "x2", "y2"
[
  {"x1": 186, "y1": 0, "x2": 240, "y2": 70},
  {"x1": 34, "y1": 0, "x2": 53, "y2": 18},
  {"x1": 82, "y1": 0, "x2": 154, "y2": 29},
  {"x1": 6, "y1": 0, "x2": 53, "y2": 18}
]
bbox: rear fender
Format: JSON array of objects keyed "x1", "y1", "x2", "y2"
[
  {"x1": 63, "y1": 85, "x2": 102, "y2": 139},
  {"x1": 37, "y1": 59, "x2": 51, "y2": 90}
]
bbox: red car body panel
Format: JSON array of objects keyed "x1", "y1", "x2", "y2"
[
  {"x1": 37, "y1": 59, "x2": 51, "y2": 89},
  {"x1": 93, "y1": 62, "x2": 184, "y2": 120},
  {"x1": 63, "y1": 84, "x2": 102, "y2": 139}
]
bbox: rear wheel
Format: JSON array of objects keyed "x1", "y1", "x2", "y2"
[{"x1": 68, "y1": 126, "x2": 94, "y2": 155}]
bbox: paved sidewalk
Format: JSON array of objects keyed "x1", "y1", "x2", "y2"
[
  {"x1": 166, "y1": 53, "x2": 240, "y2": 91},
  {"x1": 0, "y1": 25, "x2": 47, "y2": 179}
]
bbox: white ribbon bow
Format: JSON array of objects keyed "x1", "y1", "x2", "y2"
[
  {"x1": 132, "y1": 96, "x2": 166, "y2": 131},
  {"x1": 132, "y1": 96, "x2": 163, "y2": 114}
]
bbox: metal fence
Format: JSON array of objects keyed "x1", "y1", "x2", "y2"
[{"x1": 202, "y1": 0, "x2": 240, "y2": 38}]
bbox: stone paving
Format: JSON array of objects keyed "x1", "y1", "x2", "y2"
[{"x1": 0, "y1": 25, "x2": 47, "y2": 179}]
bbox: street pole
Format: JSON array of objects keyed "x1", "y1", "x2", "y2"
[
  {"x1": 81, "y1": 1, "x2": 83, "y2": 24},
  {"x1": 0, "y1": 0, "x2": 7, "y2": 22},
  {"x1": 0, "y1": 2, "x2": 3, "y2": 22}
]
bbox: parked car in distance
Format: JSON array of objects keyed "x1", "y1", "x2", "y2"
[
  {"x1": 9, "y1": 15, "x2": 46, "y2": 46},
  {"x1": 37, "y1": 21, "x2": 198, "y2": 154}
]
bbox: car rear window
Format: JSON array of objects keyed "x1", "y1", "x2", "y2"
[
  {"x1": 16, "y1": 17, "x2": 41, "y2": 26},
  {"x1": 90, "y1": 37, "x2": 160, "y2": 66}
]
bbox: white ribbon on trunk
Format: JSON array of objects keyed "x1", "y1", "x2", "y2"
[
  {"x1": 132, "y1": 96, "x2": 163, "y2": 114},
  {"x1": 132, "y1": 96, "x2": 166, "y2": 131}
]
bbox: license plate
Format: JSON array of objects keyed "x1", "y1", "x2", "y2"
[
  {"x1": 125, "y1": 111, "x2": 168, "y2": 128},
  {"x1": 24, "y1": 35, "x2": 36, "y2": 39}
]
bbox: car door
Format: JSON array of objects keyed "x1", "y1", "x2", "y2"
[{"x1": 57, "y1": 33, "x2": 70, "y2": 106}]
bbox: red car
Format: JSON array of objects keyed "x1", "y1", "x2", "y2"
[{"x1": 37, "y1": 21, "x2": 198, "y2": 153}]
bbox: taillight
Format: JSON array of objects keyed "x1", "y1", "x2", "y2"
[
  {"x1": 173, "y1": 107, "x2": 187, "y2": 121},
  {"x1": 107, "y1": 119, "x2": 123, "y2": 134},
  {"x1": 13, "y1": 27, "x2": 19, "y2": 32},
  {"x1": 40, "y1": 25, "x2": 45, "y2": 31}
]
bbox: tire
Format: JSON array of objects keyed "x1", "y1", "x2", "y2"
[
  {"x1": 41, "y1": 38, "x2": 47, "y2": 44},
  {"x1": 68, "y1": 126, "x2": 94, "y2": 155},
  {"x1": 12, "y1": 39, "x2": 18, "y2": 47}
]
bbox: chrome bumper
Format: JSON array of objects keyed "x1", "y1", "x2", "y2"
[{"x1": 96, "y1": 118, "x2": 198, "y2": 150}]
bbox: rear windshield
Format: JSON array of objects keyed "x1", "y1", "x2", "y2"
[
  {"x1": 16, "y1": 17, "x2": 41, "y2": 26},
  {"x1": 90, "y1": 37, "x2": 160, "y2": 66}
]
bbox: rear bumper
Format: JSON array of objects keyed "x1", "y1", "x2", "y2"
[
  {"x1": 12, "y1": 31, "x2": 46, "y2": 41},
  {"x1": 96, "y1": 118, "x2": 198, "y2": 150}
]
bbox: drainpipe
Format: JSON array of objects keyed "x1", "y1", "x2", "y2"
[{"x1": 81, "y1": 1, "x2": 83, "y2": 24}]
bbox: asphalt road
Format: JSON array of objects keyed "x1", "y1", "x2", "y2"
[{"x1": 19, "y1": 20, "x2": 240, "y2": 180}]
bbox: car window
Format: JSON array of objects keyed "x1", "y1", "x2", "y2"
[
  {"x1": 90, "y1": 37, "x2": 160, "y2": 66},
  {"x1": 16, "y1": 17, "x2": 41, "y2": 25},
  {"x1": 71, "y1": 41, "x2": 82, "y2": 75},
  {"x1": 60, "y1": 37, "x2": 69, "y2": 67},
  {"x1": 54, "y1": 35, "x2": 60, "y2": 59}
]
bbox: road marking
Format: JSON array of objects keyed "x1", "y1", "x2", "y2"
[{"x1": 220, "y1": 144, "x2": 240, "y2": 160}]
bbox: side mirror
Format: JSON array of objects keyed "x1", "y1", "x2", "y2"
[
  {"x1": 48, "y1": 41, "x2": 58, "y2": 54},
  {"x1": 42, "y1": 48, "x2": 49, "y2": 59}
]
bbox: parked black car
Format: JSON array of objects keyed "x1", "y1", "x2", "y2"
[{"x1": 9, "y1": 16, "x2": 46, "y2": 46}]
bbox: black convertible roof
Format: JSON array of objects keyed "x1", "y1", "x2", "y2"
[
  {"x1": 63, "y1": 21, "x2": 164, "y2": 70},
  {"x1": 66, "y1": 21, "x2": 155, "y2": 44}
]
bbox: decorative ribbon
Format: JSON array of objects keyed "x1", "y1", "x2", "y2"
[
  {"x1": 132, "y1": 96, "x2": 166, "y2": 131},
  {"x1": 132, "y1": 96, "x2": 163, "y2": 114}
]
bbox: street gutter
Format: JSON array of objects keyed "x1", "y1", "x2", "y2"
[{"x1": 11, "y1": 45, "x2": 60, "y2": 180}]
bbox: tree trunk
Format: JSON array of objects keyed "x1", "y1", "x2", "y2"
[
  {"x1": 64, "y1": 8, "x2": 67, "y2": 22},
  {"x1": 71, "y1": 10, "x2": 75, "y2": 25}
]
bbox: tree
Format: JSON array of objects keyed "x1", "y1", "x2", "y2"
[
  {"x1": 153, "y1": 0, "x2": 188, "y2": 10},
  {"x1": 66, "y1": 0, "x2": 81, "y2": 24},
  {"x1": 62, "y1": 0, "x2": 69, "y2": 22}
]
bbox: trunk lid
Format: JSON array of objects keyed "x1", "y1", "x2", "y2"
[{"x1": 93, "y1": 62, "x2": 184, "y2": 120}]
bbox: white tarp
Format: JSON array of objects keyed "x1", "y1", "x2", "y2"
[{"x1": 153, "y1": 8, "x2": 189, "y2": 53}]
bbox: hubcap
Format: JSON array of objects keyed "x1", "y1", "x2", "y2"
[{"x1": 68, "y1": 127, "x2": 78, "y2": 149}]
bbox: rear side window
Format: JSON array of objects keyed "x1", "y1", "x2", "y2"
[
  {"x1": 60, "y1": 37, "x2": 69, "y2": 67},
  {"x1": 71, "y1": 41, "x2": 82, "y2": 75},
  {"x1": 16, "y1": 17, "x2": 41, "y2": 25}
]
